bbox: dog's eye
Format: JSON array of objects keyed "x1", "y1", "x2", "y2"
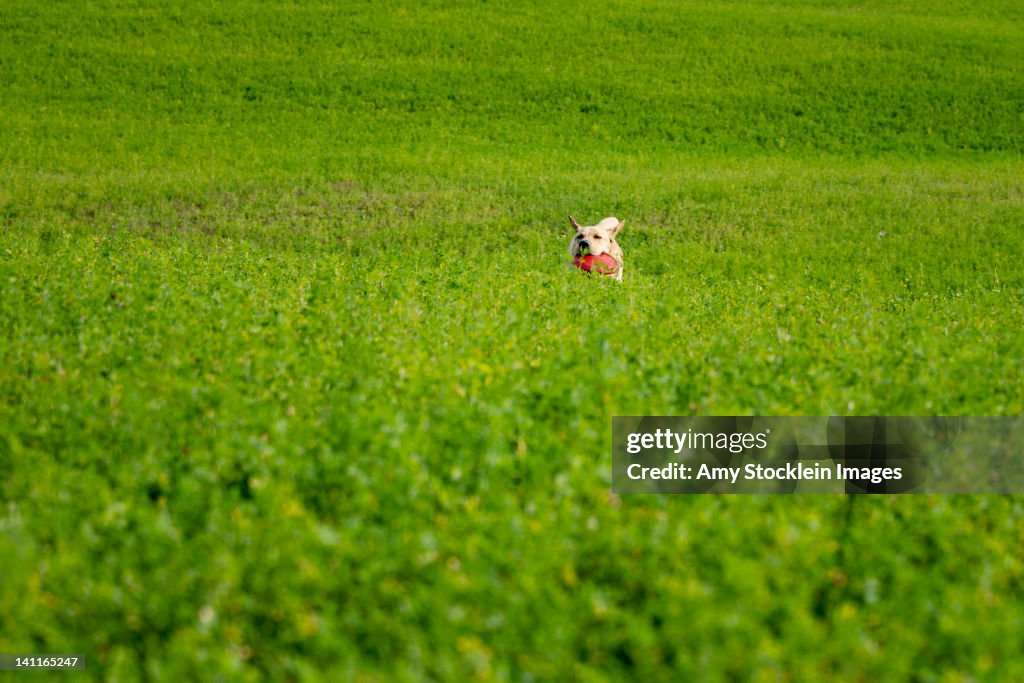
[{"x1": 576, "y1": 234, "x2": 583, "y2": 240}]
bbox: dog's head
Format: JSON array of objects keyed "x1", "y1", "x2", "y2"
[{"x1": 568, "y1": 215, "x2": 624, "y2": 263}]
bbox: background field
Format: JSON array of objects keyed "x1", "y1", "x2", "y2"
[{"x1": 2, "y1": 0, "x2": 1023, "y2": 680}]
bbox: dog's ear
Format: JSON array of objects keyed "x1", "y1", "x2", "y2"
[
  {"x1": 611, "y1": 219, "x2": 624, "y2": 237},
  {"x1": 568, "y1": 215, "x2": 580, "y2": 231}
]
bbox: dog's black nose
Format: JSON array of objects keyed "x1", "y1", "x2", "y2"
[{"x1": 579, "y1": 240, "x2": 590, "y2": 250}]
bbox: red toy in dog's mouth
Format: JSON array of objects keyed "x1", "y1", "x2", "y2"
[{"x1": 573, "y1": 252, "x2": 619, "y2": 276}]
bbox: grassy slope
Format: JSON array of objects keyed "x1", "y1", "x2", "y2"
[{"x1": 1, "y1": 0, "x2": 1023, "y2": 680}]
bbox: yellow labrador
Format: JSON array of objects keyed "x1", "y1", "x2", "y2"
[{"x1": 568, "y1": 215, "x2": 624, "y2": 281}]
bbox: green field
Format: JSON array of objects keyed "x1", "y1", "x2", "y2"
[{"x1": 2, "y1": 0, "x2": 1023, "y2": 680}]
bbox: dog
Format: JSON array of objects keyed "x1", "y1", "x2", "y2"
[{"x1": 568, "y1": 215, "x2": 625, "y2": 281}]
